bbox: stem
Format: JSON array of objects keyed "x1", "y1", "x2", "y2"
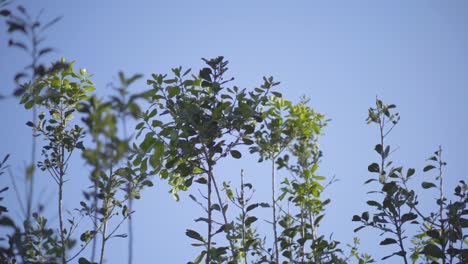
[
  {"x1": 91, "y1": 163, "x2": 99, "y2": 262},
  {"x1": 123, "y1": 114, "x2": 134, "y2": 264},
  {"x1": 380, "y1": 115, "x2": 385, "y2": 183},
  {"x1": 128, "y1": 198, "x2": 133, "y2": 264},
  {"x1": 59, "y1": 144, "x2": 66, "y2": 263},
  {"x1": 99, "y1": 166, "x2": 112, "y2": 264},
  {"x1": 437, "y1": 146, "x2": 447, "y2": 264},
  {"x1": 26, "y1": 20, "x2": 39, "y2": 225},
  {"x1": 100, "y1": 216, "x2": 108, "y2": 264},
  {"x1": 309, "y1": 212, "x2": 320, "y2": 264},
  {"x1": 240, "y1": 170, "x2": 247, "y2": 264},
  {"x1": 206, "y1": 164, "x2": 212, "y2": 264},
  {"x1": 272, "y1": 157, "x2": 279, "y2": 263},
  {"x1": 396, "y1": 223, "x2": 408, "y2": 264},
  {"x1": 210, "y1": 170, "x2": 237, "y2": 261},
  {"x1": 300, "y1": 209, "x2": 305, "y2": 263},
  {"x1": 57, "y1": 96, "x2": 67, "y2": 263},
  {"x1": 90, "y1": 131, "x2": 100, "y2": 262},
  {"x1": 380, "y1": 110, "x2": 408, "y2": 264},
  {"x1": 286, "y1": 205, "x2": 293, "y2": 263}
]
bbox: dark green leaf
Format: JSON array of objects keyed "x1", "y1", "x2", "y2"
[
  {"x1": 406, "y1": 168, "x2": 415, "y2": 178},
  {"x1": 246, "y1": 204, "x2": 258, "y2": 212},
  {"x1": 423, "y1": 165, "x2": 436, "y2": 172},
  {"x1": 368, "y1": 163, "x2": 379, "y2": 173},
  {"x1": 195, "y1": 177, "x2": 207, "y2": 184},
  {"x1": 0, "y1": 217, "x2": 15, "y2": 227},
  {"x1": 401, "y1": 213, "x2": 417, "y2": 223},
  {"x1": 421, "y1": 182, "x2": 437, "y2": 189},
  {"x1": 271, "y1": 91, "x2": 282, "y2": 97},
  {"x1": 354, "y1": 226, "x2": 365, "y2": 233},
  {"x1": 366, "y1": 200, "x2": 381, "y2": 208},
  {"x1": 422, "y1": 244, "x2": 443, "y2": 258},
  {"x1": 374, "y1": 144, "x2": 382, "y2": 155},
  {"x1": 76, "y1": 141, "x2": 85, "y2": 150},
  {"x1": 0, "y1": 10, "x2": 11, "y2": 17},
  {"x1": 78, "y1": 258, "x2": 92, "y2": 264},
  {"x1": 361, "y1": 211, "x2": 369, "y2": 221},
  {"x1": 380, "y1": 238, "x2": 397, "y2": 245},
  {"x1": 245, "y1": 216, "x2": 257, "y2": 226},
  {"x1": 230, "y1": 150, "x2": 242, "y2": 159},
  {"x1": 186, "y1": 229, "x2": 204, "y2": 242},
  {"x1": 426, "y1": 230, "x2": 439, "y2": 239},
  {"x1": 314, "y1": 214, "x2": 324, "y2": 226}
]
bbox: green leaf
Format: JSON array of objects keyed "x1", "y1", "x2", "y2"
[
  {"x1": 0, "y1": 217, "x2": 15, "y2": 227},
  {"x1": 368, "y1": 163, "x2": 379, "y2": 173},
  {"x1": 24, "y1": 100, "x2": 34, "y2": 109},
  {"x1": 76, "y1": 141, "x2": 85, "y2": 150},
  {"x1": 83, "y1": 85, "x2": 95, "y2": 92},
  {"x1": 383, "y1": 145, "x2": 390, "y2": 158},
  {"x1": 51, "y1": 78, "x2": 61, "y2": 87},
  {"x1": 421, "y1": 182, "x2": 437, "y2": 189},
  {"x1": 242, "y1": 137, "x2": 254, "y2": 145},
  {"x1": 366, "y1": 200, "x2": 381, "y2": 208},
  {"x1": 422, "y1": 244, "x2": 444, "y2": 258},
  {"x1": 0, "y1": 10, "x2": 11, "y2": 17},
  {"x1": 380, "y1": 238, "x2": 397, "y2": 245},
  {"x1": 167, "y1": 86, "x2": 180, "y2": 98},
  {"x1": 426, "y1": 230, "x2": 439, "y2": 239},
  {"x1": 210, "y1": 204, "x2": 220, "y2": 211},
  {"x1": 195, "y1": 177, "x2": 207, "y2": 184},
  {"x1": 80, "y1": 230, "x2": 96, "y2": 242},
  {"x1": 406, "y1": 168, "x2": 415, "y2": 178},
  {"x1": 354, "y1": 226, "x2": 365, "y2": 233},
  {"x1": 230, "y1": 150, "x2": 242, "y2": 159},
  {"x1": 364, "y1": 178, "x2": 377, "y2": 184},
  {"x1": 271, "y1": 91, "x2": 282, "y2": 97},
  {"x1": 185, "y1": 229, "x2": 204, "y2": 242},
  {"x1": 314, "y1": 214, "x2": 324, "y2": 226},
  {"x1": 401, "y1": 213, "x2": 417, "y2": 223},
  {"x1": 423, "y1": 165, "x2": 436, "y2": 172},
  {"x1": 141, "y1": 180, "x2": 153, "y2": 187},
  {"x1": 78, "y1": 258, "x2": 92, "y2": 264},
  {"x1": 192, "y1": 251, "x2": 206, "y2": 264},
  {"x1": 136, "y1": 122, "x2": 145, "y2": 130},
  {"x1": 361, "y1": 211, "x2": 369, "y2": 221},
  {"x1": 374, "y1": 144, "x2": 383, "y2": 155},
  {"x1": 245, "y1": 216, "x2": 257, "y2": 226}
]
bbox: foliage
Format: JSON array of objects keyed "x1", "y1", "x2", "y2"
[
  {"x1": 137, "y1": 56, "x2": 274, "y2": 263},
  {"x1": 275, "y1": 99, "x2": 344, "y2": 264},
  {"x1": 353, "y1": 98, "x2": 467, "y2": 264},
  {"x1": 22, "y1": 60, "x2": 93, "y2": 263},
  {"x1": 78, "y1": 72, "x2": 148, "y2": 264},
  {"x1": 2, "y1": 4, "x2": 62, "y2": 97},
  {"x1": 225, "y1": 170, "x2": 269, "y2": 263},
  {"x1": 0, "y1": 4, "x2": 465, "y2": 263}
]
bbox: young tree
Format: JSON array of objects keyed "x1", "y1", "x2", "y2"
[
  {"x1": 136, "y1": 57, "x2": 274, "y2": 263},
  {"x1": 353, "y1": 98, "x2": 467, "y2": 263}
]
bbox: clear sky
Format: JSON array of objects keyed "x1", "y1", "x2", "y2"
[{"x1": 1, "y1": 1, "x2": 467, "y2": 263}]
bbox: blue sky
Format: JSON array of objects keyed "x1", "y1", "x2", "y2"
[{"x1": 1, "y1": 1, "x2": 467, "y2": 263}]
